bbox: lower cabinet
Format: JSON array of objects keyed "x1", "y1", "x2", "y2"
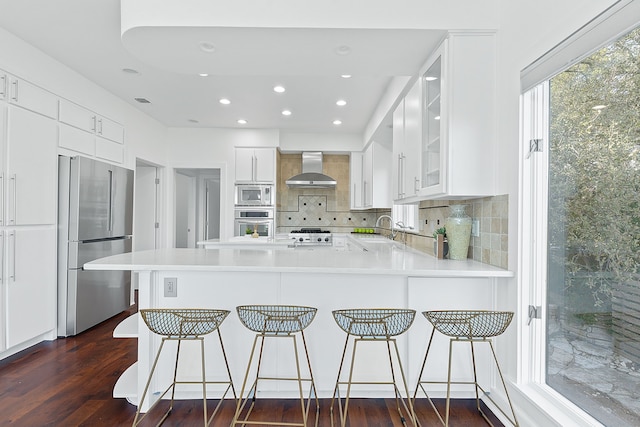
[{"x1": 2, "y1": 227, "x2": 56, "y2": 351}]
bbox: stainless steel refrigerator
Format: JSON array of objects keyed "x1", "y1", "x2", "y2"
[{"x1": 57, "y1": 155, "x2": 134, "y2": 337}]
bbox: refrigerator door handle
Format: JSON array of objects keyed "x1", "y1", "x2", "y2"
[
  {"x1": 0, "y1": 231, "x2": 3, "y2": 284},
  {"x1": 108, "y1": 169, "x2": 113, "y2": 232}
]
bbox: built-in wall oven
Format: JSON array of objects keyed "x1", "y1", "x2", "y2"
[{"x1": 234, "y1": 208, "x2": 274, "y2": 237}]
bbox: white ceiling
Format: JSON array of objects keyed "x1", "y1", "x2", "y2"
[{"x1": 0, "y1": 0, "x2": 449, "y2": 137}]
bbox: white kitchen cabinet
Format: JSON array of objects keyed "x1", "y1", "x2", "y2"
[
  {"x1": 3, "y1": 227, "x2": 56, "y2": 349},
  {"x1": 3, "y1": 71, "x2": 58, "y2": 119},
  {"x1": 4, "y1": 105, "x2": 57, "y2": 226},
  {"x1": 419, "y1": 32, "x2": 497, "y2": 199},
  {"x1": 349, "y1": 151, "x2": 364, "y2": 209},
  {"x1": 235, "y1": 147, "x2": 276, "y2": 183},
  {"x1": 58, "y1": 99, "x2": 124, "y2": 158},
  {"x1": 362, "y1": 141, "x2": 392, "y2": 209},
  {"x1": 392, "y1": 80, "x2": 422, "y2": 203}
]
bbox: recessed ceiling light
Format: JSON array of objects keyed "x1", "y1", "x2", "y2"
[
  {"x1": 199, "y1": 73, "x2": 209, "y2": 77},
  {"x1": 282, "y1": 110, "x2": 292, "y2": 116},
  {"x1": 425, "y1": 76, "x2": 438, "y2": 81},
  {"x1": 122, "y1": 68, "x2": 139, "y2": 74},
  {"x1": 273, "y1": 85, "x2": 286, "y2": 93},
  {"x1": 198, "y1": 41, "x2": 216, "y2": 53},
  {"x1": 341, "y1": 74, "x2": 352, "y2": 79},
  {"x1": 334, "y1": 45, "x2": 352, "y2": 55},
  {"x1": 592, "y1": 105, "x2": 607, "y2": 110},
  {"x1": 333, "y1": 120, "x2": 342, "y2": 125},
  {"x1": 237, "y1": 119, "x2": 248, "y2": 125},
  {"x1": 434, "y1": 116, "x2": 441, "y2": 120},
  {"x1": 219, "y1": 98, "x2": 231, "y2": 105},
  {"x1": 336, "y1": 99, "x2": 347, "y2": 107}
]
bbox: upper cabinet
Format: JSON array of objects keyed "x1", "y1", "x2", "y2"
[
  {"x1": 235, "y1": 147, "x2": 276, "y2": 183},
  {"x1": 58, "y1": 99, "x2": 124, "y2": 163},
  {"x1": 362, "y1": 141, "x2": 392, "y2": 209},
  {"x1": 392, "y1": 79, "x2": 422, "y2": 202},
  {"x1": 0, "y1": 71, "x2": 58, "y2": 119},
  {"x1": 351, "y1": 142, "x2": 392, "y2": 210},
  {"x1": 349, "y1": 151, "x2": 364, "y2": 210},
  {"x1": 419, "y1": 32, "x2": 497, "y2": 199},
  {"x1": 392, "y1": 32, "x2": 497, "y2": 203}
]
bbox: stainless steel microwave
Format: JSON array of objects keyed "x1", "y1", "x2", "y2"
[{"x1": 235, "y1": 184, "x2": 274, "y2": 206}]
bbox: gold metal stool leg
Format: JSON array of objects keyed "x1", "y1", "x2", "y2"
[
  {"x1": 330, "y1": 335, "x2": 417, "y2": 427},
  {"x1": 414, "y1": 310, "x2": 519, "y2": 427},
  {"x1": 134, "y1": 309, "x2": 236, "y2": 427}
]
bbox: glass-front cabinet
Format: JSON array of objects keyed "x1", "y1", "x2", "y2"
[
  {"x1": 421, "y1": 55, "x2": 442, "y2": 190},
  {"x1": 417, "y1": 32, "x2": 497, "y2": 200}
]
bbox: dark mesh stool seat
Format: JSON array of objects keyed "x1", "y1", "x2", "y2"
[
  {"x1": 330, "y1": 308, "x2": 417, "y2": 427},
  {"x1": 232, "y1": 305, "x2": 319, "y2": 427},
  {"x1": 413, "y1": 310, "x2": 519, "y2": 426},
  {"x1": 133, "y1": 309, "x2": 236, "y2": 427}
]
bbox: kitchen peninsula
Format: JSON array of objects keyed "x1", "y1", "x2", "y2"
[{"x1": 85, "y1": 243, "x2": 512, "y2": 410}]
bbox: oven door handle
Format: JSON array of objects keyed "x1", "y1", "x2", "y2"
[{"x1": 236, "y1": 219, "x2": 272, "y2": 224}]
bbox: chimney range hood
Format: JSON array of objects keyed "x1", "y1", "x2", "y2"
[{"x1": 285, "y1": 152, "x2": 337, "y2": 188}]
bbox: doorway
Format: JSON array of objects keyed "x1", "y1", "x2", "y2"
[{"x1": 174, "y1": 168, "x2": 221, "y2": 248}]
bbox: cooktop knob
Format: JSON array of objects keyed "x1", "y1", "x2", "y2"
[
  {"x1": 317, "y1": 237, "x2": 322, "y2": 242},
  {"x1": 299, "y1": 237, "x2": 304, "y2": 242},
  {"x1": 325, "y1": 237, "x2": 330, "y2": 242}
]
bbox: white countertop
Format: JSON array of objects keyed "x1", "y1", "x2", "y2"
[{"x1": 85, "y1": 243, "x2": 513, "y2": 278}]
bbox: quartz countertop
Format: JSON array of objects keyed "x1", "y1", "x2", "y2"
[{"x1": 84, "y1": 245, "x2": 513, "y2": 278}]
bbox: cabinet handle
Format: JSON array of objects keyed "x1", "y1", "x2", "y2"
[
  {"x1": 397, "y1": 155, "x2": 402, "y2": 198},
  {"x1": 353, "y1": 183, "x2": 356, "y2": 206},
  {"x1": 0, "y1": 75, "x2": 6, "y2": 98},
  {"x1": 363, "y1": 181, "x2": 368, "y2": 206},
  {"x1": 414, "y1": 177, "x2": 420, "y2": 194},
  {"x1": 9, "y1": 231, "x2": 15, "y2": 282},
  {"x1": 11, "y1": 80, "x2": 18, "y2": 102},
  {"x1": 108, "y1": 170, "x2": 113, "y2": 231},
  {"x1": 98, "y1": 118, "x2": 103, "y2": 135},
  {"x1": 92, "y1": 116, "x2": 97, "y2": 132},
  {"x1": 253, "y1": 155, "x2": 257, "y2": 181},
  {"x1": 9, "y1": 174, "x2": 16, "y2": 224}
]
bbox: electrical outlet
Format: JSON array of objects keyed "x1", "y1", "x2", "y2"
[
  {"x1": 164, "y1": 277, "x2": 177, "y2": 297},
  {"x1": 471, "y1": 219, "x2": 480, "y2": 237}
]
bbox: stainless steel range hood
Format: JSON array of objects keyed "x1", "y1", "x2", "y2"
[{"x1": 285, "y1": 152, "x2": 337, "y2": 188}]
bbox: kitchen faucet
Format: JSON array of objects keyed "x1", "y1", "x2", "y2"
[{"x1": 375, "y1": 215, "x2": 398, "y2": 240}]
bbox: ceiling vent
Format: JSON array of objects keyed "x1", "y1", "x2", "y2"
[{"x1": 134, "y1": 97, "x2": 151, "y2": 104}]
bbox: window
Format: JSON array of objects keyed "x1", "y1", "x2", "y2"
[
  {"x1": 392, "y1": 203, "x2": 418, "y2": 232},
  {"x1": 523, "y1": 24, "x2": 640, "y2": 426}
]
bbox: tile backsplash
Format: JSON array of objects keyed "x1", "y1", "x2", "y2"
[{"x1": 275, "y1": 152, "x2": 508, "y2": 269}]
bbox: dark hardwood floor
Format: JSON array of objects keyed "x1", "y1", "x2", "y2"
[{"x1": 0, "y1": 302, "x2": 504, "y2": 426}]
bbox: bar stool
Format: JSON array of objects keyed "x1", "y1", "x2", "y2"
[
  {"x1": 232, "y1": 305, "x2": 319, "y2": 427},
  {"x1": 330, "y1": 308, "x2": 417, "y2": 427},
  {"x1": 413, "y1": 310, "x2": 518, "y2": 426},
  {"x1": 133, "y1": 308, "x2": 236, "y2": 427}
]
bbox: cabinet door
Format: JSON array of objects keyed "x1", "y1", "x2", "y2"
[
  {"x1": 97, "y1": 116, "x2": 124, "y2": 144},
  {"x1": 96, "y1": 137, "x2": 124, "y2": 163},
  {"x1": 350, "y1": 152, "x2": 363, "y2": 209},
  {"x1": 235, "y1": 148, "x2": 275, "y2": 183},
  {"x1": 253, "y1": 148, "x2": 275, "y2": 182},
  {"x1": 420, "y1": 50, "x2": 444, "y2": 194},
  {"x1": 235, "y1": 148, "x2": 255, "y2": 182},
  {"x1": 5, "y1": 227, "x2": 56, "y2": 349},
  {"x1": 59, "y1": 123, "x2": 96, "y2": 156},
  {"x1": 6, "y1": 106, "x2": 57, "y2": 225},
  {"x1": 363, "y1": 144, "x2": 373, "y2": 207},
  {"x1": 59, "y1": 99, "x2": 96, "y2": 133},
  {"x1": 8, "y1": 77, "x2": 58, "y2": 119},
  {"x1": 403, "y1": 80, "x2": 422, "y2": 197},
  {"x1": 392, "y1": 100, "x2": 405, "y2": 200}
]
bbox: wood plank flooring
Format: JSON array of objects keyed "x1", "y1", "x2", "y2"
[{"x1": 0, "y1": 302, "x2": 504, "y2": 426}]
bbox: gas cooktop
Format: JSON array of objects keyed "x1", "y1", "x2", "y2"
[{"x1": 288, "y1": 228, "x2": 333, "y2": 245}]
